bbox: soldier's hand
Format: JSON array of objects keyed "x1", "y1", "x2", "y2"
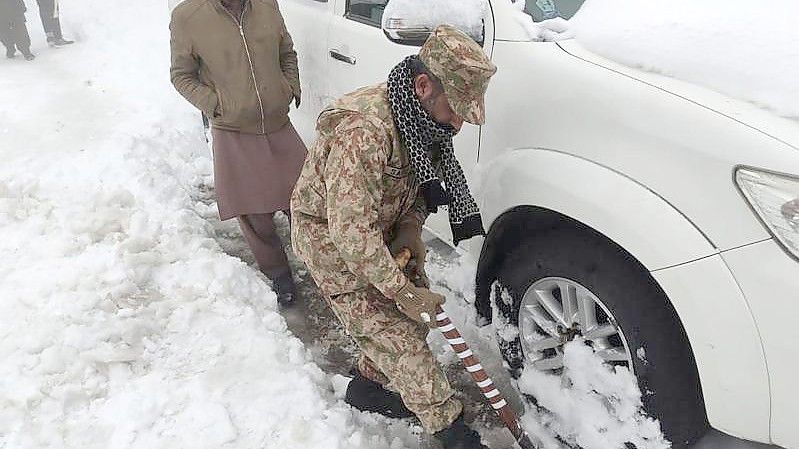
[
  {"x1": 393, "y1": 281, "x2": 444, "y2": 327},
  {"x1": 389, "y1": 222, "x2": 429, "y2": 288},
  {"x1": 294, "y1": 95, "x2": 301, "y2": 108}
]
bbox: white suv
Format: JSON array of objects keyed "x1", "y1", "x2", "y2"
[{"x1": 280, "y1": 1, "x2": 799, "y2": 448}]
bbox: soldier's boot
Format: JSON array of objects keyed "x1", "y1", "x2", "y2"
[
  {"x1": 434, "y1": 414, "x2": 487, "y2": 449},
  {"x1": 21, "y1": 49, "x2": 35, "y2": 61},
  {"x1": 5, "y1": 47, "x2": 14, "y2": 58},
  {"x1": 344, "y1": 371, "x2": 414, "y2": 419}
]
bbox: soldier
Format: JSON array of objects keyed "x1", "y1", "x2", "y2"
[
  {"x1": 291, "y1": 25, "x2": 496, "y2": 448},
  {"x1": 170, "y1": 0, "x2": 306, "y2": 304}
]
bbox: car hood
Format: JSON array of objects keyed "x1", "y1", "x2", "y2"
[{"x1": 557, "y1": 40, "x2": 799, "y2": 152}]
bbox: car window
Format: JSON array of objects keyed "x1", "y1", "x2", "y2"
[
  {"x1": 525, "y1": 0, "x2": 584, "y2": 21},
  {"x1": 345, "y1": 0, "x2": 388, "y2": 27}
]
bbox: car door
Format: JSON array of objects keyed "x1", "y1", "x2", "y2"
[
  {"x1": 326, "y1": 0, "x2": 491, "y2": 245},
  {"x1": 280, "y1": 0, "x2": 335, "y2": 143}
]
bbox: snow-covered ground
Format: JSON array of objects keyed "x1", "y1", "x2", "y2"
[
  {"x1": 1, "y1": 1, "x2": 665, "y2": 448},
  {"x1": 0, "y1": 2, "x2": 418, "y2": 448}
]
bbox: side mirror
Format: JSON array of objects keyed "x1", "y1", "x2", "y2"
[
  {"x1": 382, "y1": 17, "x2": 485, "y2": 47},
  {"x1": 382, "y1": 18, "x2": 433, "y2": 47},
  {"x1": 380, "y1": 0, "x2": 487, "y2": 47}
]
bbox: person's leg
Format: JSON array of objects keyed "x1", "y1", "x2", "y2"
[
  {"x1": 327, "y1": 289, "x2": 462, "y2": 433},
  {"x1": 10, "y1": 19, "x2": 33, "y2": 59},
  {"x1": 38, "y1": 0, "x2": 72, "y2": 46},
  {"x1": 1, "y1": 22, "x2": 16, "y2": 57},
  {"x1": 50, "y1": 17, "x2": 72, "y2": 45},
  {"x1": 356, "y1": 353, "x2": 389, "y2": 385},
  {"x1": 344, "y1": 353, "x2": 414, "y2": 419},
  {"x1": 238, "y1": 213, "x2": 295, "y2": 303},
  {"x1": 37, "y1": 0, "x2": 55, "y2": 42}
]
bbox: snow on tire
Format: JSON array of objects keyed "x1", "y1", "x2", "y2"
[{"x1": 493, "y1": 226, "x2": 708, "y2": 448}]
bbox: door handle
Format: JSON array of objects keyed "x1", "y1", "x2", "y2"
[{"x1": 329, "y1": 50, "x2": 356, "y2": 65}]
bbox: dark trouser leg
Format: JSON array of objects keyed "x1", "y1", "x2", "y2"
[
  {"x1": 9, "y1": 20, "x2": 31, "y2": 54},
  {"x1": 37, "y1": 0, "x2": 61, "y2": 40},
  {"x1": 50, "y1": 17, "x2": 63, "y2": 40},
  {"x1": 1, "y1": 23, "x2": 14, "y2": 55},
  {"x1": 238, "y1": 213, "x2": 290, "y2": 279}
]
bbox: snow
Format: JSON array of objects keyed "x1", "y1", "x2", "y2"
[
  {"x1": 509, "y1": 0, "x2": 576, "y2": 42},
  {"x1": 426, "y1": 254, "x2": 666, "y2": 448},
  {"x1": 382, "y1": 0, "x2": 489, "y2": 42},
  {"x1": 1, "y1": 0, "x2": 665, "y2": 447},
  {"x1": 563, "y1": 0, "x2": 799, "y2": 119},
  {"x1": 510, "y1": 0, "x2": 799, "y2": 119},
  {"x1": 0, "y1": 1, "x2": 418, "y2": 448},
  {"x1": 518, "y1": 341, "x2": 668, "y2": 449}
]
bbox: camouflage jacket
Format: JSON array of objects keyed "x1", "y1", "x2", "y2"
[{"x1": 290, "y1": 84, "x2": 426, "y2": 298}]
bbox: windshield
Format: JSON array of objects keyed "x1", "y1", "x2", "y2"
[{"x1": 523, "y1": 0, "x2": 585, "y2": 21}]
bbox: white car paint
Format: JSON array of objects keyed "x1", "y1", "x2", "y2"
[{"x1": 280, "y1": 0, "x2": 799, "y2": 447}]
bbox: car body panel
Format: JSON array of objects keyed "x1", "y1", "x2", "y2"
[
  {"x1": 481, "y1": 39, "x2": 799, "y2": 254},
  {"x1": 558, "y1": 40, "x2": 799, "y2": 152},
  {"x1": 280, "y1": 0, "x2": 334, "y2": 140},
  {"x1": 651, "y1": 254, "x2": 771, "y2": 443},
  {"x1": 722, "y1": 240, "x2": 799, "y2": 449},
  {"x1": 478, "y1": 148, "x2": 716, "y2": 270}
]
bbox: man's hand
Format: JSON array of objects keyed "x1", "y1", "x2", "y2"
[
  {"x1": 294, "y1": 94, "x2": 301, "y2": 108},
  {"x1": 389, "y1": 221, "x2": 429, "y2": 287},
  {"x1": 393, "y1": 281, "x2": 445, "y2": 327}
]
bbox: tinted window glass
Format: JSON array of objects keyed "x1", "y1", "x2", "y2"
[
  {"x1": 525, "y1": 0, "x2": 584, "y2": 21},
  {"x1": 346, "y1": 0, "x2": 389, "y2": 27}
]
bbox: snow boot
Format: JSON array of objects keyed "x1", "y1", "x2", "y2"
[
  {"x1": 344, "y1": 371, "x2": 414, "y2": 419},
  {"x1": 272, "y1": 271, "x2": 296, "y2": 306},
  {"x1": 22, "y1": 51, "x2": 35, "y2": 61},
  {"x1": 434, "y1": 414, "x2": 487, "y2": 449},
  {"x1": 5, "y1": 48, "x2": 14, "y2": 58}
]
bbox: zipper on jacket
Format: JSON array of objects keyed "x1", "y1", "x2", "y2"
[{"x1": 223, "y1": 6, "x2": 267, "y2": 134}]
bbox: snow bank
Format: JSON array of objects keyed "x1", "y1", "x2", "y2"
[
  {"x1": 0, "y1": 1, "x2": 417, "y2": 448},
  {"x1": 569, "y1": 0, "x2": 799, "y2": 119}
]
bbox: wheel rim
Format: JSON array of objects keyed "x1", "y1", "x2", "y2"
[{"x1": 518, "y1": 277, "x2": 634, "y2": 373}]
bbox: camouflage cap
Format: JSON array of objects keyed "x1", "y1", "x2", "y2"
[{"x1": 419, "y1": 24, "x2": 497, "y2": 125}]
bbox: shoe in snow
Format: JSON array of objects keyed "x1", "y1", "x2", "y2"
[
  {"x1": 272, "y1": 271, "x2": 296, "y2": 306},
  {"x1": 434, "y1": 414, "x2": 487, "y2": 449},
  {"x1": 53, "y1": 37, "x2": 75, "y2": 46},
  {"x1": 22, "y1": 52, "x2": 35, "y2": 61},
  {"x1": 344, "y1": 371, "x2": 414, "y2": 419}
]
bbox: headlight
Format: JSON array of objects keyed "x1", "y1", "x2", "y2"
[{"x1": 735, "y1": 167, "x2": 799, "y2": 259}]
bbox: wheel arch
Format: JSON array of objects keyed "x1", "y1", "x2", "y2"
[
  {"x1": 473, "y1": 149, "x2": 771, "y2": 442},
  {"x1": 474, "y1": 148, "x2": 718, "y2": 317}
]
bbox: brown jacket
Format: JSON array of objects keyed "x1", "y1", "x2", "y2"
[{"x1": 170, "y1": 0, "x2": 300, "y2": 135}]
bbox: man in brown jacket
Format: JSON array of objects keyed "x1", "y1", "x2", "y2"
[{"x1": 170, "y1": 0, "x2": 307, "y2": 304}]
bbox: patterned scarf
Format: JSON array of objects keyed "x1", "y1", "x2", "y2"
[{"x1": 387, "y1": 55, "x2": 485, "y2": 245}]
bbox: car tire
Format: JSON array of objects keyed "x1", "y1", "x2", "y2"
[{"x1": 494, "y1": 226, "x2": 708, "y2": 448}]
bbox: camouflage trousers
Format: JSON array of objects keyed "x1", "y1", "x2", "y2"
[{"x1": 327, "y1": 287, "x2": 463, "y2": 433}]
